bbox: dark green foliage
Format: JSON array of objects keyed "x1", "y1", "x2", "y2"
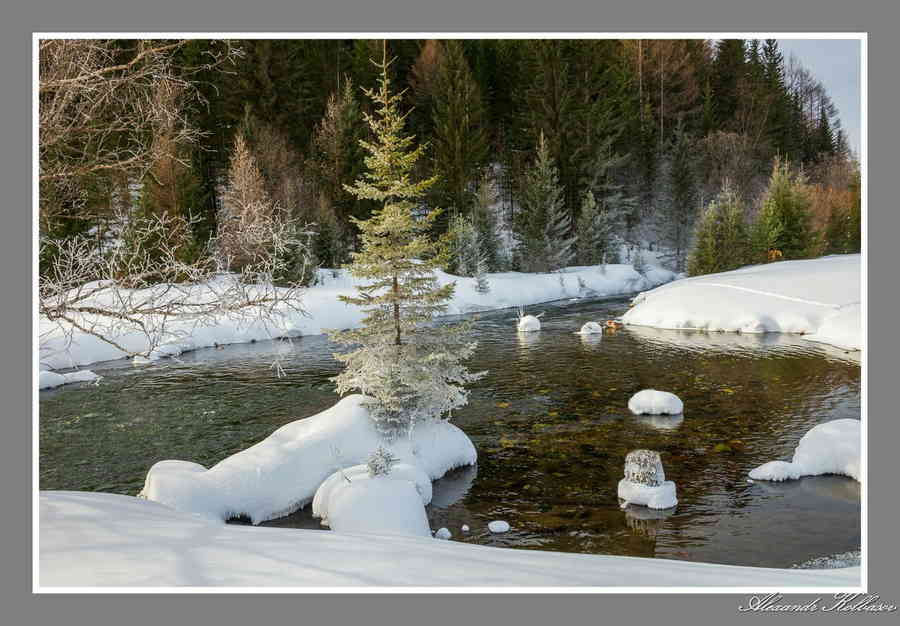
[
  {"x1": 687, "y1": 184, "x2": 750, "y2": 276},
  {"x1": 751, "y1": 160, "x2": 814, "y2": 261}
]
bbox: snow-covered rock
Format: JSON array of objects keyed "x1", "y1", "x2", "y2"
[
  {"x1": 577, "y1": 321, "x2": 604, "y2": 335},
  {"x1": 749, "y1": 419, "x2": 861, "y2": 482},
  {"x1": 488, "y1": 520, "x2": 510, "y2": 533},
  {"x1": 435, "y1": 527, "x2": 452, "y2": 540},
  {"x1": 622, "y1": 255, "x2": 861, "y2": 351},
  {"x1": 38, "y1": 369, "x2": 100, "y2": 390},
  {"x1": 311, "y1": 463, "x2": 432, "y2": 538},
  {"x1": 39, "y1": 491, "x2": 860, "y2": 587},
  {"x1": 618, "y1": 450, "x2": 677, "y2": 510},
  {"x1": 628, "y1": 389, "x2": 683, "y2": 415},
  {"x1": 461, "y1": 524, "x2": 470, "y2": 533},
  {"x1": 517, "y1": 315, "x2": 541, "y2": 332},
  {"x1": 139, "y1": 395, "x2": 477, "y2": 524}
]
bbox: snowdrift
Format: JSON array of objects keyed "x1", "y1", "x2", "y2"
[
  {"x1": 139, "y1": 395, "x2": 477, "y2": 524},
  {"x1": 749, "y1": 419, "x2": 861, "y2": 482},
  {"x1": 40, "y1": 263, "x2": 677, "y2": 372},
  {"x1": 622, "y1": 255, "x2": 861, "y2": 351},
  {"x1": 39, "y1": 491, "x2": 860, "y2": 587}
]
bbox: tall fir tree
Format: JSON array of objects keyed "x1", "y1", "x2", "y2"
[
  {"x1": 687, "y1": 182, "x2": 749, "y2": 276},
  {"x1": 752, "y1": 159, "x2": 814, "y2": 261},
  {"x1": 656, "y1": 125, "x2": 698, "y2": 272},
  {"x1": 514, "y1": 132, "x2": 567, "y2": 272},
  {"x1": 330, "y1": 51, "x2": 482, "y2": 440}
]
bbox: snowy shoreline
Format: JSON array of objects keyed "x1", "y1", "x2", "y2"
[
  {"x1": 39, "y1": 262, "x2": 678, "y2": 375},
  {"x1": 622, "y1": 254, "x2": 861, "y2": 352},
  {"x1": 39, "y1": 491, "x2": 860, "y2": 588}
]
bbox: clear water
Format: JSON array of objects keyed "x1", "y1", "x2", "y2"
[{"x1": 40, "y1": 297, "x2": 861, "y2": 568}]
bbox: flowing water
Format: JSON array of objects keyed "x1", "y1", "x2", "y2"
[{"x1": 40, "y1": 297, "x2": 861, "y2": 569}]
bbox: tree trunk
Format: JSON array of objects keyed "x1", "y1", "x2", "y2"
[{"x1": 393, "y1": 274, "x2": 401, "y2": 346}]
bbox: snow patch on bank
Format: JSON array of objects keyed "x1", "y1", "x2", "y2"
[
  {"x1": 38, "y1": 369, "x2": 100, "y2": 390},
  {"x1": 622, "y1": 255, "x2": 861, "y2": 351},
  {"x1": 139, "y1": 395, "x2": 476, "y2": 524},
  {"x1": 39, "y1": 491, "x2": 860, "y2": 587},
  {"x1": 40, "y1": 263, "x2": 677, "y2": 372},
  {"x1": 749, "y1": 419, "x2": 860, "y2": 482}
]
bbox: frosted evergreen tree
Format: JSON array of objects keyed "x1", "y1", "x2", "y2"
[
  {"x1": 655, "y1": 126, "x2": 698, "y2": 272},
  {"x1": 687, "y1": 182, "x2": 749, "y2": 276},
  {"x1": 544, "y1": 183, "x2": 577, "y2": 271},
  {"x1": 515, "y1": 132, "x2": 568, "y2": 272},
  {"x1": 471, "y1": 172, "x2": 504, "y2": 271},
  {"x1": 330, "y1": 51, "x2": 483, "y2": 440}
]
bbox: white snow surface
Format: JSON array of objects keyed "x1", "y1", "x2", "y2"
[
  {"x1": 311, "y1": 463, "x2": 432, "y2": 538},
  {"x1": 139, "y1": 395, "x2": 476, "y2": 524},
  {"x1": 38, "y1": 369, "x2": 100, "y2": 390},
  {"x1": 40, "y1": 263, "x2": 676, "y2": 372},
  {"x1": 618, "y1": 479, "x2": 678, "y2": 510},
  {"x1": 628, "y1": 389, "x2": 683, "y2": 415},
  {"x1": 749, "y1": 419, "x2": 861, "y2": 482},
  {"x1": 622, "y1": 255, "x2": 861, "y2": 351},
  {"x1": 39, "y1": 491, "x2": 860, "y2": 587}
]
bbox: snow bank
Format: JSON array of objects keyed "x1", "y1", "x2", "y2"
[
  {"x1": 38, "y1": 369, "x2": 100, "y2": 390},
  {"x1": 628, "y1": 389, "x2": 683, "y2": 415},
  {"x1": 749, "y1": 419, "x2": 861, "y2": 482},
  {"x1": 312, "y1": 463, "x2": 432, "y2": 538},
  {"x1": 40, "y1": 263, "x2": 677, "y2": 372},
  {"x1": 622, "y1": 255, "x2": 861, "y2": 351},
  {"x1": 39, "y1": 491, "x2": 860, "y2": 587},
  {"x1": 139, "y1": 394, "x2": 476, "y2": 524}
]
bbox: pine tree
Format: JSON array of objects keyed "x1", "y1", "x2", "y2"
[
  {"x1": 471, "y1": 172, "x2": 504, "y2": 271},
  {"x1": 656, "y1": 126, "x2": 698, "y2": 272},
  {"x1": 544, "y1": 179, "x2": 577, "y2": 271},
  {"x1": 687, "y1": 182, "x2": 749, "y2": 276},
  {"x1": 514, "y1": 132, "x2": 567, "y2": 272},
  {"x1": 330, "y1": 51, "x2": 482, "y2": 440},
  {"x1": 752, "y1": 159, "x2": 814, "y2": 261}
]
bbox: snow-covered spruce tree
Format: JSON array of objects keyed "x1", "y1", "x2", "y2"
[
  {"x1": 447, "y1": 212, "x2": 479, "y2": 276},
  {"x1": 330, "y1": 53, "x2": 483, "y2": 441},
  {"x1": 471, "y1": 172, "x2": 504, "y2": 271},
  {"x1": 514, "y1": 132, "x2": 569, "y2": 272},
  {"x1": 544, "y1": 182, "x2": 577, "y2": 271}
]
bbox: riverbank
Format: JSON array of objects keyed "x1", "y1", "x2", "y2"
[
  {"x1": 39, "y1": 262, "x2": 677, "y2": 377},
  {"x1": 622, "y1": 254, "x2": 861, "y2": 351},
  {"x1": 39, "y1": 491, "x2": 860, "y2": 588}
]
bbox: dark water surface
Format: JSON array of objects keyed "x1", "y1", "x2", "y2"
[{"x1": 40, "y1": 297, "x2": 861, "y2": 568}]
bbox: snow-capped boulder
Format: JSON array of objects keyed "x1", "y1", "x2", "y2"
[
  {"x1": 434, "y1": 527, "x2": 452, "y2": 540},
  {"x1": 488, "y1": 520, "x2": 510, "y2": 533},
  {"x1": 311, "y1": 462, "x2": 432, "y2": 538},
  {"x1": 749, "y1": 419, "x2": 860, "y2": 482},
  {"x1": 140, "y1": 394, "x2": 477, "y2": 524},
  {"x1": 517, "y1": 315, "x2": 541, "y2": 332},
  {"x1": 628, "y1": 389, "x2": 683, "y2": 415},
  {"x1": 618, "y1": 450, "x2": 677, "y2": 510},
  {"x1": 577, "y1": 321, "x2": 604, "y2": 335}
]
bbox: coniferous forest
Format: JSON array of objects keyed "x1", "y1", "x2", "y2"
[{"x1": 39, "y1": 38, "x2": 861, "y2": 283}]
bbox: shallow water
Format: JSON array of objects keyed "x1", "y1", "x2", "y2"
[{"x1": 40, "y1": 297, "x2": 861, "y2": 568}]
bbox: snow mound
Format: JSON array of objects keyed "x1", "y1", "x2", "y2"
[
  {"x1": 622, "y1": 255, "x2": 861, "y2": 351},
  {"x1": 805, "y1": 303, "x2": 861, "y2": 351},
  {"x1": 488, "y1": 520, "x2": 510, "y2": 533},
  {"x1": 749, "y1": 419, "x2": 860, "y2": 482},
  {"x1": 38, "y1": 369, "x2": 100, "y2": 390},
  {"x1": 39, "y1": 491, "x2": 860, "y2": 587},
  {"x1": 311, "y1": 463, "x2": 432, "y2": 538},
  {"x1": 435, "y1": 527, "x2": 452, "y2": 540},
  {"x1": 139, "y1": 395, "x2": 477, "y2": 524},
  {"x1": 461, "y1": 524, "x2": 470, "y2": 533},
  {"x1": 628, "y1": 389, "x2": 683, "y2": 415},
  {"x1": 517, "y1": 315, "x2": 541, "y2": 332},
  {"x1": 577, "y1": 321, "x2": 604, "y2": 335}
]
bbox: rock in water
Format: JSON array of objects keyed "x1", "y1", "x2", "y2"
[
  {"x1": 628, "y1": 389, "x2": 684, "y2": 415},
  {"x1": 517, "y1": 315, "x2": 541, "y2": 333},
  {"x1": 434, "y1": 527, "x2": 452, "y2": 540},
  {"x1": 618, "y1": 449, "x2": 678, "y2": 510},
  {"x1": 578, "y1": 321, "x2": 604, "y2": 335},
  {"x1": 488, "y1": 520, "x2": 510, "y2": 533},
  {"x1": 623, "y1": 450, "x2": 665, "y2": 486}
]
